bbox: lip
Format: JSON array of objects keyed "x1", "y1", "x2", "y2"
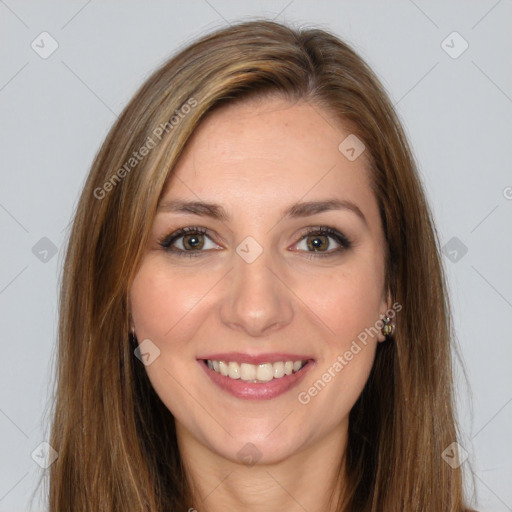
[{"x1": 197, "y1": 354, "x2": 315, "y2": 400}]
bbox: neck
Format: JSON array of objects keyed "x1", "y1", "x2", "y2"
[{"x1": 177, "y1": 422, "x2": 348, "y2": 512}]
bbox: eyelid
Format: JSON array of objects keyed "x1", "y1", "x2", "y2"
[{"x1": 293, "y1": 225, "x2": 351, "y2": 247}]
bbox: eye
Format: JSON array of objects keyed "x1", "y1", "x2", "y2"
[
  {"x1": 158, "y1": 226, "x2": 221, "y2": 257},
  {"x1": 158, "y1": 225, "x2": 352, "y2": 259},
  {"x1": 292, "y1": 226, "x2": 352, "y2": 258}
]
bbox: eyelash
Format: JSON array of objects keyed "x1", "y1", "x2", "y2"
[{"x1": 158, "y1": 225, "x2": 352, "y2": 260}]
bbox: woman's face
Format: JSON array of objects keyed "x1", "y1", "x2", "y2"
[{"x1": 130, "y1": 96, "x2": 389, "y2": 465}]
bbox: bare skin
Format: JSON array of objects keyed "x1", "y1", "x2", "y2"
[{"x1": 129, "y1": 96, "x2": 389, "y2": 512}]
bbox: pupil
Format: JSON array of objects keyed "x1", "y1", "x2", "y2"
[
  {"x1": 185, "y1": 234, "x2": 203, "y2": 250},
  {"x1": 308, "y1": 235, "x2": 327, "y2": 251}
]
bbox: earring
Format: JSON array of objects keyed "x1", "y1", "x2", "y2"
[{"x1": 381, "y1": 316, "x2": 395, "y2": 337}]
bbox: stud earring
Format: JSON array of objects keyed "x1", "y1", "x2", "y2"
[{"x1": 381, "y1": 316, "x2": 395, "y2": 337}]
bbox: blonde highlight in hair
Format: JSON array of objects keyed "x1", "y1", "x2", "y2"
[{"x1": 47, "y1": 19, "x2": 473, "y2": 511}]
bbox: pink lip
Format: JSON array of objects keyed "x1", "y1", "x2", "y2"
[
  {"x1": 197, "y1": 357, "x2": 315, "y2": 400},
  {"x1": 197, "y1": 352, "x2": 314, "y2": 365}
]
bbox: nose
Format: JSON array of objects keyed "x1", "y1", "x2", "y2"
[{"x1": 219, "y1": 245, "x2": 294, "y2": 338}]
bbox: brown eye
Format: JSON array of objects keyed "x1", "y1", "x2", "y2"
[
  {"x1": 182, "y1": 233, "x2": 205, "y2": 250},
  {"x1": 306, "y1": 234, "x2": 330, "y2": 252},
  {"x1": 159, "y1": 226, "x2": 221, "y2": 257},
  {"x1": 293, "y1": 226, "x2": 352, "y2": 258}
]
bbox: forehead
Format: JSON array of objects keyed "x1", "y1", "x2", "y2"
[{"x1": 163, "y1": 96, "x2": 378, "y2": 226}]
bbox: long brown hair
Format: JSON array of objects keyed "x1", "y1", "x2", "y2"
[{"x1": 46, "y1": 19, "x2": 473, "y2": 511}]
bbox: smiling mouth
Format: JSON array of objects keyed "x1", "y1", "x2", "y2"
[{"x1": 202, "y1": 359, "x2": 310, "y2": 383}]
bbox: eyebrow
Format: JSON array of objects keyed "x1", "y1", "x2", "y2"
[{"x1": 157, "y1": 198, "x2": 367, "y2": 225}]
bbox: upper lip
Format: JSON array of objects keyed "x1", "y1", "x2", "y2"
[{"x1": 198, "y1": 352, "x2": 314, "y2": 365}]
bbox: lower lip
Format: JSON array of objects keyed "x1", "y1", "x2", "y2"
[{"x1": 198, "y1": 360, "x2": 315, "y2": 400}]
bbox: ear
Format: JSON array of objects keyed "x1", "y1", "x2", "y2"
[{"x1": 128, "y1": 311, "x2": 136, "y2": 336}]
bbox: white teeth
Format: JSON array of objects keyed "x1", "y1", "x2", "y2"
[
  {"x1": 219, "y1": 361, "x2": 229, "y2": 376},
  {"x1": 228, "y1": 361, "x2": 241, "y2": 379},
  {"x1": 273, "y1": 361, "x2": 285, "y2": 379},
  {"x1": 240, "y1": 363, "x2": 256, "y2": 381},
  {"x1": 207, "y1": 359, "x2": 307, "y2": 382},
  {"x1": 256, "y1": 363, "x2": 274, "y2": 383}
]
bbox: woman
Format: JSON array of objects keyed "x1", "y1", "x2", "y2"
[{"x1": 48, "y1": 19, "x2": 474, "y2": 511}]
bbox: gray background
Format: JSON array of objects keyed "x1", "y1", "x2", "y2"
[{"x1": 1, "y1": 1, "x2": 511, "y2": 510}]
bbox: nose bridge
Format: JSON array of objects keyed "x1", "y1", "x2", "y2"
[{"x1": 219, "y1": 236, "x2": 294, "y2": 337}]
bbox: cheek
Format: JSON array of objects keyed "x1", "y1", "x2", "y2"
[
  {"x1": 294, "y1": 274, "x2": 380, "y2": 424},
  {"x1": 129, "y1": 256, "x2": 225, "y2": 406},
  {"x1": 294, "y1": 259, "x2": 385, "y2": 347},
  {"x1": 129, "y1": 257, "x2": 211, "y2": 345},
  {"x1": 129, "y1": 258, "x2": 210, "y2": 418},
  {"x1": 292, "y1": 258, "x2": 383, "y2": 411},
  {"x1": 298, "y1": 343, "x2": 376, "y2": 431}
]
